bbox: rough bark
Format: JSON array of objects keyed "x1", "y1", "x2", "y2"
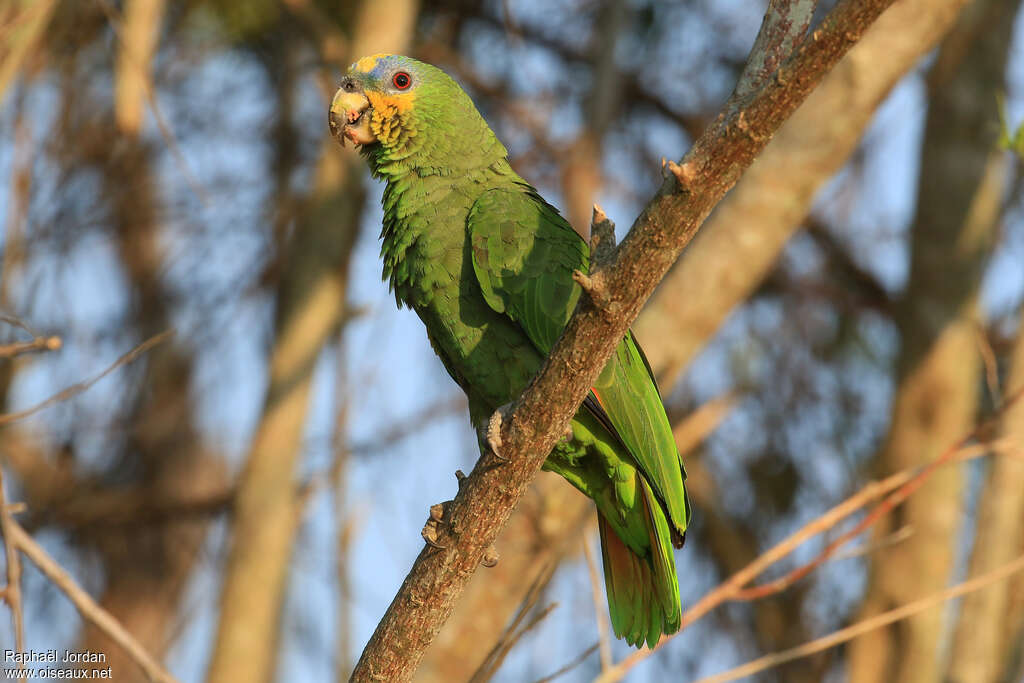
[
  {"x1": 417, "y1": 476, "x2": 591, "y2": 682},
  {"x1": 633, "y1": 0, "x2": 971, "y2": 389},
  {"x1": 350, "y1": 1, "x2": 898, "y2": 679},
  {"x1": 204, "y1": 3, "x2": 419, "y2": 682},
  {"x1": 847, "y1": 2, "x2": 1015, "y2": 681}
]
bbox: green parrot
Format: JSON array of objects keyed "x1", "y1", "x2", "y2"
[{"x1": 330, "y1": 54, "x2": 691, "y2": 648}]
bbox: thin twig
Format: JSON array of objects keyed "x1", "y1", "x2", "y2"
[
  {"x1": 2, "y1": 516, "x2": 181, "y2": 683},
  {"x1": 592, "y1": 407, "x2": 1023, "y2": 683},
  {"x1": 691, "y1": 552, "x2": 1024, "y2": 683},
  {"x1": 0, "y1": 314, "x2": 62, "y2": 358},
  {"x1": 475, "y1": 603, "x2": 560, "y2": 683},
  {"x1": 331, "y1": 345, "x2": 355, "y2": 681},
  {"x1": 0, "y1": 104, "x2": 32, "y2": 308},
  {"x1": 0, "y1": 335, "x2": 62, "y2": 358},
  {"x1": 532, "y1": 643, "x2": 600, "y2": 683},
  {"x1": 825, "y1": 524, "x2": 914, "y2": 564},
  {"x1": 582, "y1": 530, "x2": 612, "y2": 672},
  {"x1": 348, "y1": 396, "x2": 466, "y2": 455},
  {"x1": 0, "y1": 314, "x2": 38, "y2": 337},
  {"x1": 732, "y1": 400, "x2": 1022, "y2": 601},
  {"x1": 0, "y1": 467, "x2": 25, "y2": 669},
  {"x1": 976, "y1": 323, "x2": 1001, "y2": 408},
  {"x1": 469, "y1": 562, "x2": 558, "y2": 683},
  {"x1": 0, "y1": 330, "x2": 171, "y2": 426}
]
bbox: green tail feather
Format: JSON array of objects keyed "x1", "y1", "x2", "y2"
[{"x1": 598, "y1": 479, "x2": 682, "y2": 649}]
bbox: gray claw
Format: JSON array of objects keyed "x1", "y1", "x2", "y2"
[
  {"x1": 421, "y1": 502, "x2": 449, "y2": 549},
  {"x1": 484, "y1": 404, "x2": 514, "y2": 462}
]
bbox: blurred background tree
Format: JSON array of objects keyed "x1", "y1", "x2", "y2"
[{"x1": 0, "y1": 0, "x2": 1022, "y2": 681}]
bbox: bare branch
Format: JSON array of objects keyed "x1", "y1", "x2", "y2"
[
  {"x1": 349, "y1": 1, "x2": 898, "y2": 680},
  {"x1": 112, "y1": 0, "x2": 165, "y2": 135},
  {"x1": 691, "y1": 552, "x2": 1024, "y2": 683},
  {"x1": 94, "y1": 0, "x2": 209, "y2": 207},
  {"x1": 0, "y1": 314, "x2": 62, "y2": 358},
  {"x1": 588, "y1": 205, "x2": 616, "y2": 267},
  {"x1": 733, "y1": 0, "x2": 816, "y2": 102},
  {"x1": 348, "y1": 396, "x2": 467, "y2": 456},
  {"x1": 0, "y1": 468, "x2": 25, "y2": 670},
  {"x1": 468, "y1": 562, "x2": 558, "y2": 683},
  {"x1": 591, "y1": 408, "x2": 1024, "y2": 682},
  {"x1": 0, "y1": 335, "x2": 62, "y2": 358},
  {"x1": 0, "y1": 0, "x2": 57, "y2": 103},
  {"x1": 950, "y1": 306, "x2": 1024, "y2": 678},
  {"x1": 0, "y1": 314, "x2": 41, "y2": 337},
  {"x1": 532, "y1": 643, "x2": 600, "y2": 683},
  {"x1": 582, "y1": 531, "x2": 612, "y2": 672},
  {"x1": 1, "y1": 513, "x2": 180, "y2": 683},
  {"x1": 0, "y1": 330, "x2": 170, "y2": 426},
  {"x1": 633, "y1": 0, "x2": 969, "y2": 388}
]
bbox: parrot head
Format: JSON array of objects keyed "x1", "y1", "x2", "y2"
[{"x1": 329, "y1": 54, "x2": 506, "y2": 174}]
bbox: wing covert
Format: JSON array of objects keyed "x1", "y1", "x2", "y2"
[{"x1": 467, "y1": 186, "x2": 588, "y2": 354}]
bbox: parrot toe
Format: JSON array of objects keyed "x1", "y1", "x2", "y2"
[
  {"x1": 421, "y1": 501, "x2": 449, "y2": 549},
  {"x1": 481, "y1": 402, "x2": 514, "y2": 463}
]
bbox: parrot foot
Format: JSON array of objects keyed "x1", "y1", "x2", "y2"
[
  {"x1": 420, "y1": 471, "x2": 471, "y2": 550},
  {"x1": 421, "y1": 501, "x2": 449, "y2": 549},
  {"x1": 481, "y1": 545, "x2": 500, "y2": 568},
  {"x1": 484, "y1": 403, "x2": 514, "y2": 463},
  {"x1": 419, "y1": 474, "x2": 500, "y2": 567}
]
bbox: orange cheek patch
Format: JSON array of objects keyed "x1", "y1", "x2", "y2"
[
  {"x1": 366, "y1": 91, "x2": 415, "y2": 114},
  {"x1": 366, "y1": 92, "x2": 416, "y2": 146}
]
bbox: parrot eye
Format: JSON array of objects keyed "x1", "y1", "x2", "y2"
[{"x1": 392, "y1": 72, "x2": 412, "y2": 90}]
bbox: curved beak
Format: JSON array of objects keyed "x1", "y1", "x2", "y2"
[{"x1": 329, "y1": 88, "x2": 375, "y2": 147}]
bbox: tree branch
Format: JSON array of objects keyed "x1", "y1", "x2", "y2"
[
  {"x1": 731, "y1": 0, "x2": 816, "y2": 103},
  {"x1": 692, "y1": 552, "x2": 1024, "y2": 683},
  {"x1": 0, "y1": 335, "x2": 62, "y2": 358},
  {"x1": 0, "y1": 468, "x2": 25, "y2": 671},
  {"x1": 632, "y1": 0, "x2": 969, "y2": 388},
  {"x1": 0, "y1": 330, "x2": 170, "y2": 427},
  {"x1": 0, "y1": 502, "x2": 181, "y2": 683},
  {"x1": 349, "y1": 1, "x2": 897, "y2": 680},
  {"x1": 593, "y1": 407, "x2": 1023, "y2": 683}
]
